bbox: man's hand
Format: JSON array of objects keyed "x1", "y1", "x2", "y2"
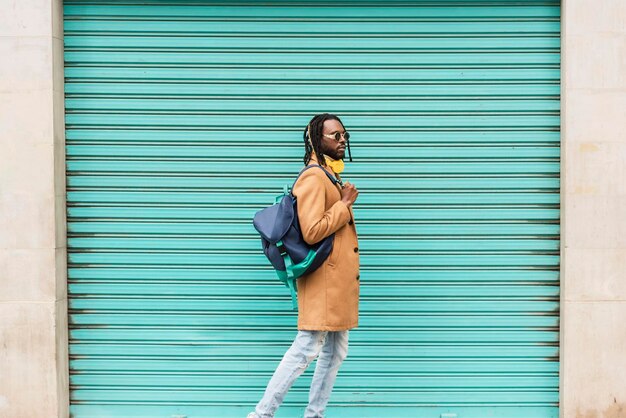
[{"x1": 340, "y1": 182, "x2": 359, "y2": 207}]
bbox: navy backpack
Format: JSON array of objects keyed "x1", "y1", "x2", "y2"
[{"x1": 252, "y1": 164, "x2": 340, "y2": 310}]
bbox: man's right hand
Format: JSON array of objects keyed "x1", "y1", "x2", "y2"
[{"x1": 340, "y1": 182, "x2": 359, "y2": 207}]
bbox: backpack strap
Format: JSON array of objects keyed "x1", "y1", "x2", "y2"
[
  {"x1": 273, "y1": 164, "x2": 339, "y2": 204},
  {"x1": 290, "y1": 164, "x2": 339, "y2": 193},
  {"x1": 276, "y1": 238, "x2": 298, "y2": 310}
]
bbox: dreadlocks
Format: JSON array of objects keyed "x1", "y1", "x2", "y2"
[{"x1": 302, "y1": 113, "x2": 347, "y2": 166}]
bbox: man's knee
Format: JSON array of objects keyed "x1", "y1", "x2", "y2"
[
  {"x1": 294, "y1": 331, "x2": 326, "y2": 367},
  {"x1": 335, "y1": 333, "x2": 349, "y2": 362}
]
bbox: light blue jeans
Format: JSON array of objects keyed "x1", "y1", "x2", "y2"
[{"x1": 253, "y1": 329, "x2": 349, "y2": 418}]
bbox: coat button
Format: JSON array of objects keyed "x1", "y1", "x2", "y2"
[{"x1": 354, "y1": 247, "x2": 358, "y2": 253}]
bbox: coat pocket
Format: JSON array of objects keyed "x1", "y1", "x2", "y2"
[{"x1": 327, "y1": 230, "x2": 344, "y2": 267}]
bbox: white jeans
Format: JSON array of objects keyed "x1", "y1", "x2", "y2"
[{"x1": 253, "y1": 329, "x2": 349, "y2": 418}]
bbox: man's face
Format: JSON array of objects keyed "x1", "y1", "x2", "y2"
[{"x1": 320, "y1": 119, "x2": 347, "y2": 160}]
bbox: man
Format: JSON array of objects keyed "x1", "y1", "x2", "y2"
[{"x1": 248, "y1": 113, "x2": 360, "y2": 418}]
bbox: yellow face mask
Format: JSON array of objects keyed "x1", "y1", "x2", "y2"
[{"x1": 323, "y1": 154, "x2": 345, "y2": 174}]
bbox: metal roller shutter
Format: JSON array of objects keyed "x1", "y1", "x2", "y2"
[{"x1": 64, "y1": 1, "x2": 560, "y2": 417}]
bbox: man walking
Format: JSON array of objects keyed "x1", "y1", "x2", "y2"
[{"x1": 248, "y1": 113, "x2": 360, "y2": 418}]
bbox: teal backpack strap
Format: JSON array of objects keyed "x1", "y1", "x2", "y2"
[
  {"x1": 274, "y1": 184, "x2": 291, "y2": 204},
  {"x1": 276, "y1": 239, "x2": 298, "y2": 310},
  {"x1": 286, "y1": 279, "x2": 297, "y2": 311}
]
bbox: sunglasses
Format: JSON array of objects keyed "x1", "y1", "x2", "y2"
[{"x1": 322, "y1": 131, "x2": 350, "y2": 142}]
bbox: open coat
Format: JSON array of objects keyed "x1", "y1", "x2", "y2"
[{"x1": 291, "y1": 153, "x2": 360, "y2": 331}]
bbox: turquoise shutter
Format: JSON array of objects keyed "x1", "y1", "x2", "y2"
[{"x1": 64, "y1": 1, "x2": 560, "y2": 417}]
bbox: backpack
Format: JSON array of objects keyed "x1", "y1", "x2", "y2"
[{"x1": 252, "y1": 164, "x2": 340, "y2": 310}]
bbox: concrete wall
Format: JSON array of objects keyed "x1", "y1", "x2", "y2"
[
  {"x1": 0, "y1": 0, "x2": 625, "y2": 417},
  {"x1": 0, "y1": 0, "x2": 68, "y2": 417},
  {"x1": 561, "y1": 0, "x2": 626, "y2": 417}
]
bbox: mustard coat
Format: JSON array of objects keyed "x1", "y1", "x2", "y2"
[{"x1": 291, "y1": 153, "x2": 360, "y2": 331}]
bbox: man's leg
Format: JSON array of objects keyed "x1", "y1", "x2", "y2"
[
  {"x1": 304, "y1": 330, "x2": 349, "y2": 418},
  {"x1": 254, "y1": 330, "x2": 327, "y2": 418}
]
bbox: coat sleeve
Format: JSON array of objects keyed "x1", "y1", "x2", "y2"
[{"x1": 292, "y1": 170, "x2": 351, "y2": 245}]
